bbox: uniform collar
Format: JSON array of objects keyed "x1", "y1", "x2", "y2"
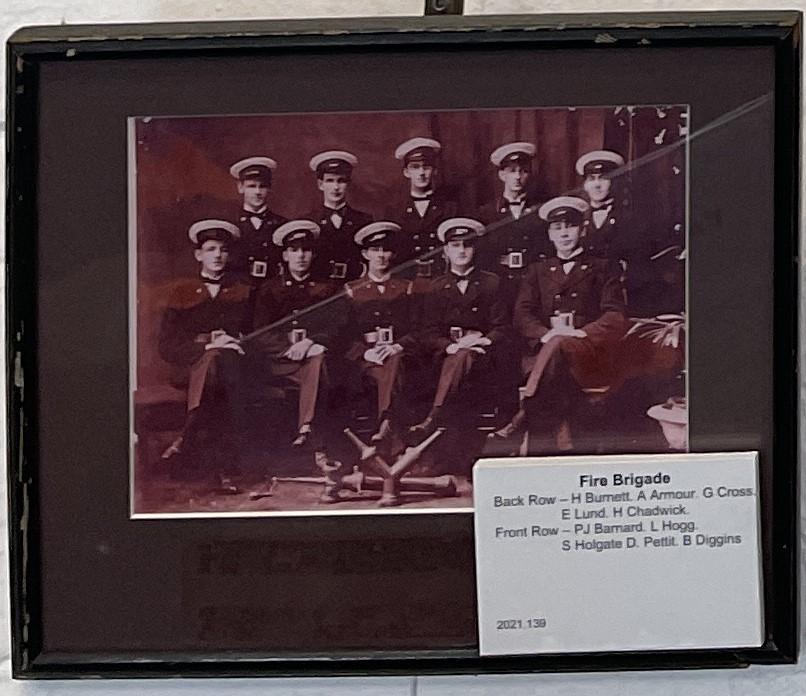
[
  {"x1": 200, "y1": 271, "x2": 226, "y2": 284},
  {"x1": 556, "y1": 247, "x2": 584, "y2": 262},
  {"x1": 410, "y1": 190, "x2": 434, "y2": 201},
  {"x1": 287, "y1": 272, "x2": 311, "y2": 284},
  {"x1": 450, "y1": 267, "x2": 475, "y2": 280}
]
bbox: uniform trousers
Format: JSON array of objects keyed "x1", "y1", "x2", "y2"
[
  {"x1": 183, "y1": 347, "x2": 245, "y2": 474},
  {"x1": 358, "y1": 351, "x2": 403, "y2": 417},
  {"x1": 521, "y1": 335, "x2": 616, "y2": 437},
  {"x1": 432, "y1": 348, "x2": 483, "y2": 410},
  {"x1": 269, "y1": 353, "x2": 326, "y2": 429}
]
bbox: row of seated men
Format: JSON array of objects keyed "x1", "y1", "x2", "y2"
[{"x1": 156, "y1": 190, "x2": 627, "y2": 491}]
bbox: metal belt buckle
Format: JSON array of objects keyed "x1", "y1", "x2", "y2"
[
  {"x1": 250, "y1": 259, "x2": 268, "y2": 278},
  {"x1": 450, "y1": 326, "x2": 464, "y2": 342},
  {"x1": 507, "y1": 251, "x2": 524, "y2": 269},
  {"x1": 550, "y1": 311, "x2": 575, "y2": 330},
  {"x1": 377, "y1": 327, "x2": 394, "y2": 345},
  {"x1": 330, "y1": 261, "x2": 347, "y2": 279},
  {"x1": 290, "y1": 328, "x2": 308, "y2": 344},
  {"x1": 415, "y1": 259, "x2": 433, "y2": 278}
]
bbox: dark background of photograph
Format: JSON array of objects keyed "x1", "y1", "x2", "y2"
[{"x1": 134, "y1": 105, "x2": 687, "y2": 389}]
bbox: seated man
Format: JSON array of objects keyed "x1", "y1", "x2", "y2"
[
  {"x1": 158, "y1": 219, "x2": 251, "y2": 492},
  {"x1": 490, "y1": 196, "x2": 627, "y2": 452},
  {"x1": 251, "y1": 219, "x2": 340, "y2": 447},
  {"x1": 410, "y1": 217, "x2": 509, "y2": 436},
  {"x1": 344, "y1": 221, "x2": 417, "y2": 441}
]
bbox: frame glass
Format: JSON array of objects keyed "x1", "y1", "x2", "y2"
[{"x1": 6, "y1": 10, "x2": 799, "y2": 677}]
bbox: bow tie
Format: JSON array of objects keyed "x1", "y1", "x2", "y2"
[
  {"x1": 327, "y1": 208, "x2": 345, "y2": 218},
  {"x1": 507, "y1": 199, "x2": 526, "y2": 207},
  {"x1": 411, "y1": 194, "x2": 432, "y2": 201},
  {"x1": 245, "y1": 210, "x2": 266, "y2": 218},
  {"x1": 201, "y1": 276, "x2": 223, "y2": 285},
  {"x1": 591, "y1": 199, "x2": 613, "y2": 210}
]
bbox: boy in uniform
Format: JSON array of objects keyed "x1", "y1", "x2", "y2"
[
  {"x1": 251, "y1": 219, "x2": 342, "y2": 447},
  {"x1": 410, "y1": 217, "x2": 509, "y2": 436},
  {"x1": 228, "y1": 156, "x2": 287, "y2": 282},
  {"x1": 385, "y1": 137, "x2": 457, "y2": 282},
  {"x1": 304, "y1": 150, "x2": 372, "y2": 282},
  {"x1": 490, "y1": 196, "x2": 627, "y2": 452},
  {"x1": 478, "y1": 142, "x2": 550, "y2": 307},
  {"x1": 343, "y1": 221, "x2": 417, "y2": 441},
  {"x1": 158, "y1": 219, "x2": 252, "y2": 491}
]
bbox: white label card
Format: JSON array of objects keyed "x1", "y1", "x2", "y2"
[{"x1": 473, "y1": 452, "x2": 764, "y2": 656}]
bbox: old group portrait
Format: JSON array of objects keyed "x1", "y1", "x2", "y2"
[{"x1": 129, "y1": 105, "x2": 688, "y2": 516}]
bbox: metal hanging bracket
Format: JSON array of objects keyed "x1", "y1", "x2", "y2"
[{"x1": 425, "y1": 0, "x2": 464, "y2": 15}]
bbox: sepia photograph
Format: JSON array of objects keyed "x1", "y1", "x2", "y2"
[{"x1": 129, "y1": 104, "x2": 688, "y2": 517}]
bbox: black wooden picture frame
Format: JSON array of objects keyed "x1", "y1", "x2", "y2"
[{"x1": 6, "y1": 10, "x2": 800, "y2": 678}]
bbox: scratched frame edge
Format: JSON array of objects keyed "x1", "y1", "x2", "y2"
[{"x1": 5, "y1": 10, "x2": 800, "y2": 679}]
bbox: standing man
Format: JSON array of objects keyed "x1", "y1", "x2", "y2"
[
  {"x1": 385, "y1": 137, "x2": 457, "y2": 282},
  {"x1": 229, "y1": 156, "x2": 287, "y2": 282},
  {"x1": 304, "y1": 150, "x2": 372, "y2": 282},
  {"x1": 344, "y1": 221, "x2": 417, "y2": 441},
  {"x1": 575, "y1": 149, "x2": 627, "y2": 261},
  {"x1": 158, "y1": 219, "x2": 251, "y2": 492},
  {"x1": 251, "y1": 219, "x2": 341, "y2": 447},
  {"x1": 410, "y1": 217, "x2": 509, "y2": 436},
  {"x1": 479, "y1": 142, "x2": 550, "y2": 307},
  {"x1": 490, "y1": 196, "x2": 627, "y2": 452}
]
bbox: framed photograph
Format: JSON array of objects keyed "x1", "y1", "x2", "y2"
[{"x1": 7, "y1": 10, "x2": 799, "y2": 677}]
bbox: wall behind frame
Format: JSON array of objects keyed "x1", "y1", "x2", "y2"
[{"x1": 0, "y1": 2, "x2": 803, "y2": 696}]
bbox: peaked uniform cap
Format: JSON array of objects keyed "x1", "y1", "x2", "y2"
[
  {"x1": 309, "y1": 150, "x2": 359, "y2": 174},
  {"x1": 394, "y1": 137, "x2": 442, "y2": 162},
  {"x1": 354, "y1": 221, "x2": 402, "y2": 247},
  {"x1": 538, "y1": 196, "x2": 589, "y2": 223},
  {"x1": 229, "y1": 156, "x2": 278, "y2": 180},
  {"x1": 436, "y1": 217, "x2": 485, "y2": 243},
  {"x1": 273, "y1": 219, "x2": 321, "y2": 247},
  {"x1": 490, "y1": 142, "x2": 536, "y2": 167},
  {"x1": 188, "y1": 219, "x2": 241, "y2": 245},
  {"x1": 575, "y1": 149, "x2": 625, "y2": 176}
]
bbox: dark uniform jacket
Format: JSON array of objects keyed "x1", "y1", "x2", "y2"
[
  {"x1": 230, "y1": 208, "x2": 288, "y2": 281},
  {"x1": 478, "y1": 195, "x2": 552, "y2": 274},
  {"x1": 251, "y1": 274, "x2": 341, "y2": 355},
  {"x1": 422, "y1": 269, "x2": 509, "y2": 353},
  {"x1": 304, "y1": 204, "x2": 372, "y2": 282},
  {"x1": 158, "y1": 275, "x2": 252, "y2": 367},
  {"x1": 581, "y1": 201, "x2": 627, "y2": 262},
  {"x1": 343, "y1": 276, "x2": 416, "y2": 360},
  {"x1": 384, "y1": 192, "x2": 457, "y2": 279},
  {"x1": 514, "y1": 254, "x2": 627, "y2": 351}
]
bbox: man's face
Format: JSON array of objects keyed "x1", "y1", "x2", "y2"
[
  {"x1": 318, "y1": 173, "x2": 349, "y2": 206},
  {"x1": 283, "y1": 245, "x2": 314, "y2": 275},
  {"x1": 498, "y1": 163, "x2": 530, "y2": 195},
  {"x1": 444, "y1": 239, "x2": 475, "y2": 268},
  {"x1": 237, "y1": 178, "x2": 269, "y2": 209},
  {"x1": 583, "y1": 173, "x2": 612, "y2": 204},
  {"x1": 548, "y1": 220, "x2": 581, "y2": 255},
  {"x1": 194, "y1": 239, "x2": 229, "y2": 275},
  {"x1": 403, "y1": 161, "x2": 435, "y2": 192},
  {"x1": 362, "y1": 245, "x2": 394, "y2": 275}
]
